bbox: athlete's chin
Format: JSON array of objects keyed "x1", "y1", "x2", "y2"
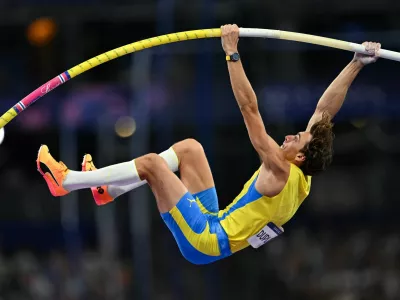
[{"x1": 281, "y1": 149, "x2": 294, "y2": 162}]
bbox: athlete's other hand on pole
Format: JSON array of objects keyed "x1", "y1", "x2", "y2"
[
  {"x1": 221, "y1": 24, "x2": 239, "y2": 55},
  {"x1": 353, "y1": 41, "x2": 381, "y2": 65}
]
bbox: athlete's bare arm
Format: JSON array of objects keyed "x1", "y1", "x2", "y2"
[
  {"x1": 221, "y1": 24, "x2": 288, "y2": 176},
  {"x1": 306, "y1": 41, "x2": 381, "y2": 131}
]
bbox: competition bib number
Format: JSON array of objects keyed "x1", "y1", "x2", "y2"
[{"x1": 247, "y1": 222, "x2": 284, "y2": 249}]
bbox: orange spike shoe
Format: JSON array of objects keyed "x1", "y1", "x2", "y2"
[
  {"x1": 81, "y1": 154, "x2": 114, "y2": 206},
  {"x1": 36, "y1": 145, "x2": 70, "y2": 197}
]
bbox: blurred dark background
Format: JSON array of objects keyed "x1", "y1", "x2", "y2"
[{"x1": 1, "y1": 1, "x2": 400, "y2": 299}]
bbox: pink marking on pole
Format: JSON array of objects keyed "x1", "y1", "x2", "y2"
[{"x1": 19, "y1": 74, "x2": 68, "y2": 109}]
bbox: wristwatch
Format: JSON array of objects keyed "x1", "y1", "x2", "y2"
[{"x1": 226, "y1": 52, "x2": 240, "y2": 62}]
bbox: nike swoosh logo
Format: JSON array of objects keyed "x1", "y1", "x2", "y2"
[{"x1": 40, "y1": 162, "x2": 59, "y2": 186}]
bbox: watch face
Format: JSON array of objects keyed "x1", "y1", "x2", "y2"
[{"x1": 232, "y1": 53, "x2": 240, "y2": 61}]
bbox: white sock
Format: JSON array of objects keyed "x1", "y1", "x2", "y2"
[
  {"x1": 107, "y1": 147, "x2": 179, "y2": 199},
  {"x1": 63, "y1": 160, "x2": 141, "y2": 192},
  {"x1": 108, "y1": 181, "x2": 147, "y2": 198},
  {"x1": 159, "y1": 147, "x2": 179, "y2": 173}
]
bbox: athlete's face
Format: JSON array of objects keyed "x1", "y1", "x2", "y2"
[{"x1": 281, "y1": 132, "x2": 313, "y2": 164}]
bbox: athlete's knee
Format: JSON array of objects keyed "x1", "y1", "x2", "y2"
[
  {"x1": 174, "y1": 138, "x2": 205, "y2": 159},
  {"x1": 137, "y1": 153, "x2": 168, "y2": 178}
]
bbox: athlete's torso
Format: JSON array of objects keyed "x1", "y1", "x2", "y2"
[{"x1": 218, "y1": 163, "x2": 311, "y2": 253}]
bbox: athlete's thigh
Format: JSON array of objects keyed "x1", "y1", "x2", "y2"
[
  {"x1": 136, "y1": 154, "x2": 188, "y2": 213},
  {"x1": 161, "y1": 191, "x2": 231, "y2": 264},
  {"x1": 172, "y1": 139, "x2": 215, "y2": 194}
]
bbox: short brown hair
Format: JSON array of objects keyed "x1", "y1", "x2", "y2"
[{"x1": 300, "y1": 112, "x2": 334, "y2": 176}]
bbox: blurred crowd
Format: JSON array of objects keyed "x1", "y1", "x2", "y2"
[
  {"x1": 0, "y1": 250, "x2": 129, "y2": 300},
  {"x1": 1, "y1": 227, "x2": 400, "y2": 300},
  {"x1": 265, "y1": 227, "x2": 400, "y2": 300}
]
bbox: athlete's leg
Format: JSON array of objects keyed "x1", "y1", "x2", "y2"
[
  {"x1": 135, "y1": 153, "x2": 188, "y2": 212},
  {"x1": 172, "y1": 139, "x2": 215, "y2": 194},
  {"x1": 81, "y1": 147, "x2": 178, "y2": 205},
  {"x1": 137, "y1": 153, "x2": 230, "y2": 263},
  {"x1": 172, "y1": 139, "x2": 219, "y2": 214},
  {"x1": 111, "y1": 138, "x2": 218, "y2": 211},
  {"x1": 83, "y1": 139, "x2": 219, "y2": 211},
  {"x1": 37, "y1": 145, "x2": 185, "y2": 211},
  {"x1": 38, "y1": 145, "x2": 231, "y2": 263},
  {"x1": 102, "y1": 138, "x2": 214, "y2": 195}
]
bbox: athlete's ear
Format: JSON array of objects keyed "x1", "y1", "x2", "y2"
[{"x1": 295, "y1": 153, "x2": 306, "y2": 162}]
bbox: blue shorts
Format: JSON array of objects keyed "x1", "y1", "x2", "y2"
[{"x1": 161, "y1": 187, "x2": 232, "y2": 265}]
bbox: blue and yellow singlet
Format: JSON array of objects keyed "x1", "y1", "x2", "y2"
[{"x1": 161, "y1": 163, "x2": 311, "y2": 264}]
